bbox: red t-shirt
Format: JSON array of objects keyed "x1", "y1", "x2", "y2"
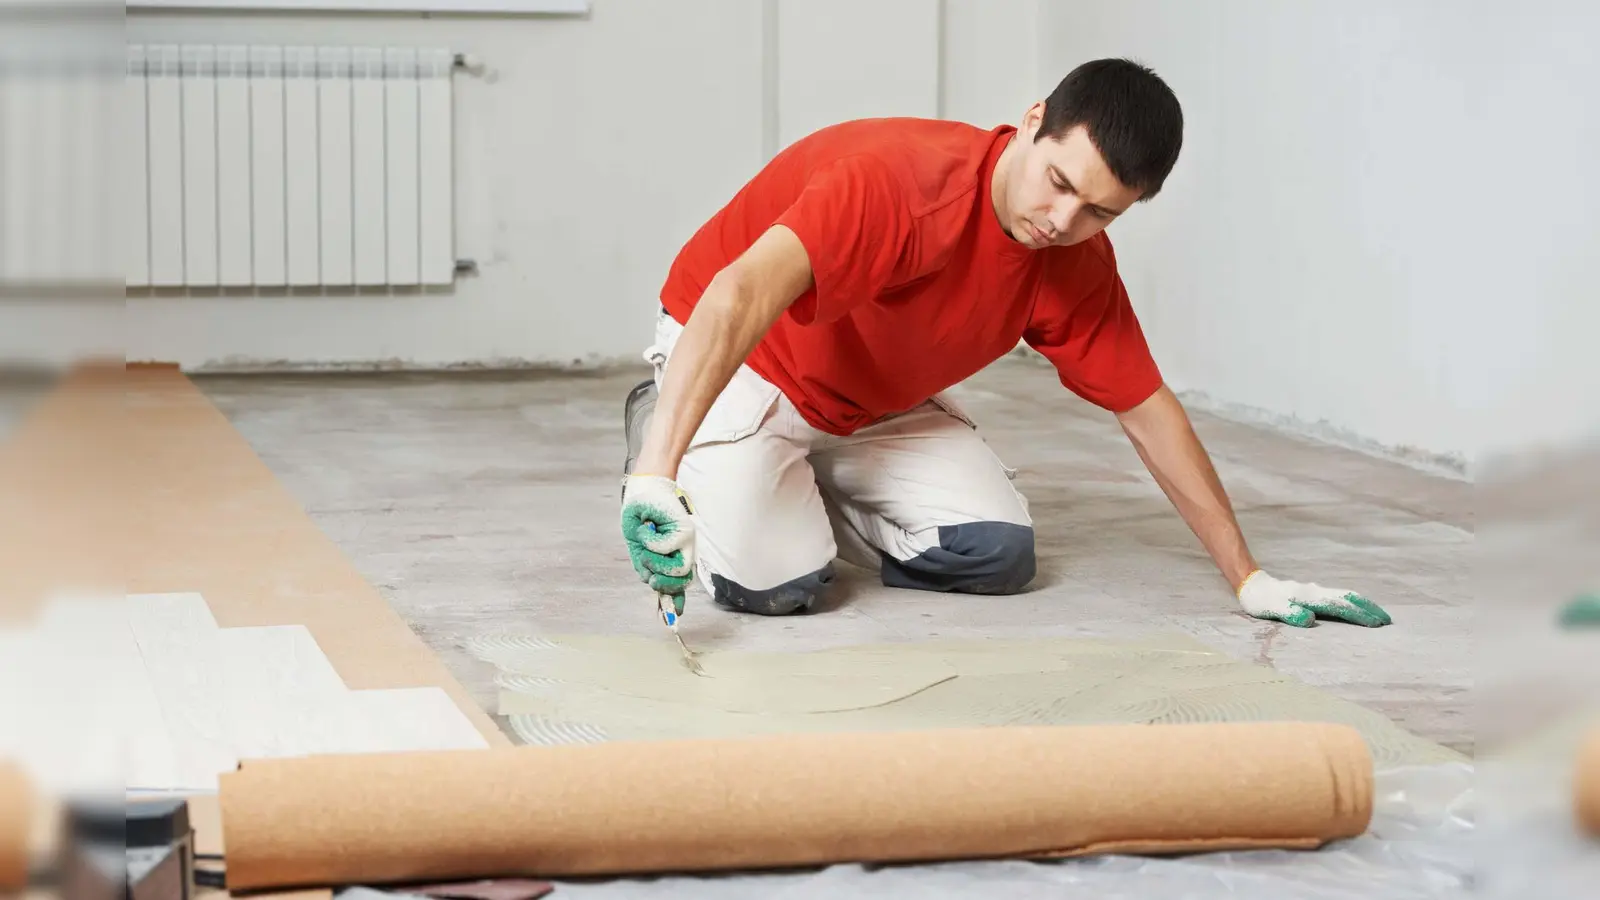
[{"x1": 659, "y1": 117, "x2": 1164, "y2": 436}]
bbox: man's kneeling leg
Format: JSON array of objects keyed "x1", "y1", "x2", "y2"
[
  {"x1": 814, "y1": 400, "x2": 1038, "y2": 597},
  {"x1": 879, "y1": 521, "x2": 1036, "y2": 595},
  {"x1": 706, "y1": 562, "x2": 837, "y2": 616}
]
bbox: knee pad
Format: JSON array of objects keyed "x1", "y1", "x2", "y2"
[
  {"x1": 881, "y1": 522, "x2": 1036, "y2": 595},
  {"x1": 709, "y1": 563, "x2": 837, "y2": 616}
]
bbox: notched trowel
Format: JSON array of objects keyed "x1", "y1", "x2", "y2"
[{"x1": 658, "y1": 593, "x2": 705, "y2": 676}]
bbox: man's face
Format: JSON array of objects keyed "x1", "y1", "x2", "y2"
[{"x1": 1002, "y1": 105, "x2": 1144, "y2": 249}]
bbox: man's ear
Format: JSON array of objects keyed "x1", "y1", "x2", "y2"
[{"x1": 1021, "y1": 101, "x2": 1046, "y2": 138}]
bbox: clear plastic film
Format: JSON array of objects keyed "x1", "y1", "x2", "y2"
[
  {"x1": 1472, "y1": 751, "x2": 1600, "y2": 899},
  {"x1": 510, "y1": 761, "x2": 1562, "y2": 900}
]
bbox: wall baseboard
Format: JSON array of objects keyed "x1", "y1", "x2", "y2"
[
  {"x1": 1003, "y1": 343, "x2": 1470, "y2": 481},
  {"x1": 148, "y1": 354, "x2": 646, "y2": 376},
  {"x1": 1171, "y1": 388, "x2": 1470, "y2": 481}
]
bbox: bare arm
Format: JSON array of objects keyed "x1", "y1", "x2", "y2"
[
  {"x1": 1115, "y1": 384, "x2": 1258, "y2": 591},
  {"x1": 632, "y1": 224, "x2": 816, "y2": 480}
]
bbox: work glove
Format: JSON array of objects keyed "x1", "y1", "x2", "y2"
[
  {"x1": 1237, "y1": 569, "x2": 1392, "y2": 628},
  {"x1": 620, "y1": 474, "x2": 696, "y2": 612}
]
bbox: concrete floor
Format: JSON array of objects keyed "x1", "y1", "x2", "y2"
[{"x1": 198, "y1": 357, "x2": 1473, "y2": 756}]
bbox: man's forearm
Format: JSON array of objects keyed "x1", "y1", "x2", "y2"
[
  {"x1": 1118, "y1": 386, "x2": 1258, "y2": 591},
  {"x1": 633, "y1": 272, "x2": 780, "y2": 480}
]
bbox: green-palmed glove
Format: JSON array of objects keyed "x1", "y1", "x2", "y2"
[
  {"x1": 1237, "y1": 569, "x2": 1392, "y2": 628},
  {"x1": 620, "y1": 474, "x2": 696, "y2": 610}
]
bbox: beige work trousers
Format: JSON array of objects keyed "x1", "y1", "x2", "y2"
[{"x1": 644, "y1": 310, "x2": 1036, "y2": 615}]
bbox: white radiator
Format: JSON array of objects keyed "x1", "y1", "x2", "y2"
[{"x1": 125, "y1": 43, "x2": 457, "y2": 289}]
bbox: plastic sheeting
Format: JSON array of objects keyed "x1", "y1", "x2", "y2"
[{"x1": 1473, "y1": 754, "x2": 1600, "y2": 899}]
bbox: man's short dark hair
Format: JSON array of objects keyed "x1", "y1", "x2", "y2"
[{"x1": 1037, "y1": 58, "x2": 1183, "y2": 200}]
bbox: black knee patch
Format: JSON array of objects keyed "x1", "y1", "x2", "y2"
[
  {"x1": 881, "y1": 522, "x2": 1036, "y2": 595},
  {"x1": 710, "y1": 563, "x2": 836, "y2": 616}
]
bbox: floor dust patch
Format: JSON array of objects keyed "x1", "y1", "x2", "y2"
[
  {"x1": 468, "y1": 632, "x2": 962, "y2": 714},
  {"x1": 466, "y1": 632, "x2": 1462, "y2": 768}
]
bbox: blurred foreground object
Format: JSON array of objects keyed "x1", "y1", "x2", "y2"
[
  {"x1": 124, "y1": 798, "x2": 195, "y2": 900},
  {"x1": 0, "y1": 762, "x2": 31, "y2": 892},
  {"x1": 54, "y1": 800, "x2": 122, "y2": 900},
  {"x1": 1560, "y1": 593, "x2": 1600, "y2": 630},
  {"x1": 50, "y1": 797, "x2": 195, "y2": 900},
  {"x1": 1580, "y1": 731, "x2": 1600, "y2": 836}
]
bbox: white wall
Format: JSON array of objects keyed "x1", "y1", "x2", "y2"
[
  {"x1": 776, "y1": 0, "x2": 940, "y2": 150},
  {"x1": 1035, "y1": 0, "x2": 1600, "y2": 465},
  {"x1": 942, "y1": 0, "x2": 1039, "y2": 131},
  {"x1": 126, "y1": 2, "x2": 765, "y2": 370},
  {"x1": 125, "y1": 0, "x2": 978, "y2": 372}
]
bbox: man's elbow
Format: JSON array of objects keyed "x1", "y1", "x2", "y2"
[
  {"x1": 699, "y1": 267, "x2": 751, "y2": 317},
  {"x1": 692, "y1": 264, "x2": 791, "y2": 354}
]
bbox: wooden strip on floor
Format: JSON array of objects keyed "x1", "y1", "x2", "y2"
[
  {"x1": 2, "y1": 363, "x2": 510, "y2": 899},
  {"x1": 0, "y1": 363, "x2": 125, "y2": 624},
  {"x1": 120, "y1": 364, "x2": 505, "y2": 747}
]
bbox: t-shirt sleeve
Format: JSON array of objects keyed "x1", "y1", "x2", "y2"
[
  {"x1": 1023, "y1": 237, "x2": 1165, "y2": 413},
  {"x1": 773, "y1": 154, "x2": 915, "y2": 326}
]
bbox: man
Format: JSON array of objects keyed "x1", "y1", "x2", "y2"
[{"x1": 619, "y1": 58, "x2": 1391, "y2": 630}]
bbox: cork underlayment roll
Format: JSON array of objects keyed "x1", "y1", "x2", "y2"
[
  {"x1": 218, "y1": 721, "x2": 1374, "y2": 892},
  {"x1": 1579, "y1": 729, "x2": 1600, "y2": 835}
]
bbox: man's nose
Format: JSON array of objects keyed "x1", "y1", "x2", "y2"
[{"x1": 1047, "y1": 200, "x2": 1077, "y2": 237}]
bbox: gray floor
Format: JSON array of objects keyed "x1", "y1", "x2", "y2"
[{"x1": 198, "y1": 357, "x2": 1473, "y2": 756}]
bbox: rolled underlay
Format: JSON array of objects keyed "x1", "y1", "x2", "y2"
[{"x1": 219, "y1": 720, "x2": 1375, "y2": 892}]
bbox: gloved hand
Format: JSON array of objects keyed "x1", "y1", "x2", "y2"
[
  {"x1": 1237, "y1": 570, "x2": 1392, "y2": 628},
  {"x1": 620, "y1": 474, "x2": 696, "y2": 612}
]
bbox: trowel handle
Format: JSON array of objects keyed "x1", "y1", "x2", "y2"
[{"x1": 657, "y1": 592, "x2": 681, "y2": 629}]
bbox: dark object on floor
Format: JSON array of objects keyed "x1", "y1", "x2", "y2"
[
  {"x1": 53, "y1": 796, "x2": 195, "y2": 900},
  {"x1": 126, "y1": 797, "x2": 197, "y2": 900},
  {"x1": 1559, "y1": 593, "x2": 1600, "y2": 629}
]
